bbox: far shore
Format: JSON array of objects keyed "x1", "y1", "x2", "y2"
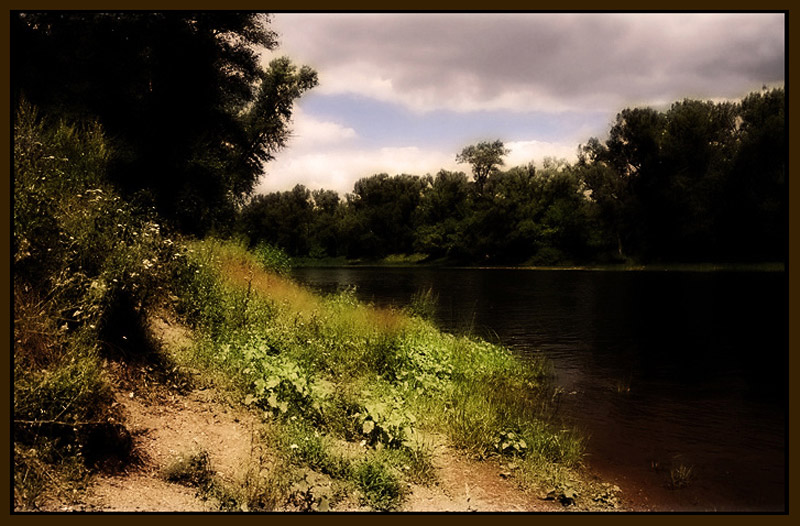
[{"x1": 292, "y1": 257, "x2": 785, "y2": 273}]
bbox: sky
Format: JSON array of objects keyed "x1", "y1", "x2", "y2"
[{"x1": 257, "y1": 12, "x2": 785, "y2": 195}]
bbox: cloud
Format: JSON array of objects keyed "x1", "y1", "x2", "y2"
[
  {"x1": 505, "y1": 140, "x2": 579, "y2": 167},
  {"x1": 257, "y1": 12, "x2": 785, "y2": 195},
  {"x1": 258, "y1": 145, "x2": 460, "y2": 195},
  {"x1": 258, "y1": 137, "x2": 581, "y2": 196},
  {"x1": 288, "y1": 107, "x2": 357, "y2": 146},
  {"x1": 271, "y1": 12, "x2": 784, "y2": 113}
]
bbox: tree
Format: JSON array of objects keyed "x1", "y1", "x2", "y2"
[
  {"x1": 577, "y1": 137, "x2": 642, "y2": 260},
  {"x1": 723, "y1": 87, "x2": 786, "y2": 261},
  {"x1": 12, "y1": 12, "x2": 317, "y2": 235},
  {"x1": 344, "y1": 174, "x2": 428, "y2": 258},
  {"x1": 239, "y1": 185, "x2": 314, "y2": 256},
  {"x1": 455, "y1": 140, "x2": 510, "y2": 193},
  {"x1": 413, "y1": 170, "x2": 471, "y2": 258}
]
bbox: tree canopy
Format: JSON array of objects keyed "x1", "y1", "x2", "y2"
[
  {"x1": 455, "y1": 140, "x2": 510, "y2": 193},
  {"x1": 12, "y1": 12, "x2": 317, "y2": 235}
]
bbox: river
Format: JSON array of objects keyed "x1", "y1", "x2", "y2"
[{"x1": 292, "y1": 267, "x2": 787, "y2": 512}]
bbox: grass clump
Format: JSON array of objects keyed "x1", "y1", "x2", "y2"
[
  {"x1": 406, "y1": 286, "x2": 438, "y2": 321},
  {"x1": 252, "y1": 241, "x2": 293, "y2": 276},
  {"x1": 354, "y1": 458, "x2": 405, "y2": 511},
  {"x1": 163, "y1": 448, "x2": 214, "y2": 488},
  {"x1": 667, "y1": 463, "x2": 694, "y2": 490}
]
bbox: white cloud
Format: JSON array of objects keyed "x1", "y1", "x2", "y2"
[
  {"x1": 287, "y1": 107, "x2": 357, "y2": 146},
  {"x1": 258, "y1": 12, "x2": 784, "y2": 194},
  {"x1": 258, "y1": 138, "x2": 580, "y2": 195},
  {"x1": 258, "y1": 146, "x2": 458, "y2": 195},
  {"x1": 505, "y1": 140, "x2": 579, "y2": 168}
]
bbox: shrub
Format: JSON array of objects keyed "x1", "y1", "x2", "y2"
[{"x1": 13, "y1": 101, "x2": 189, "y2": 506}]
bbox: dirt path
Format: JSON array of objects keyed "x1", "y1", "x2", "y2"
[
  {"x1": 403, "y1": 446, "x2": 561, "y2": 512},
  {"x1": 81, "y1": 385, "x2": 262, "y2": 512},
  {"x1": 75, "y1": 379, "x2": 570, "y2": 512},
  {"x1": 69, "y1": 316, "x2": 609, "y2": 512}
]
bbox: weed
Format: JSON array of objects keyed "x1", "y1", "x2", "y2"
[
  {"x1": 13, "y1": 439, "x2": 90, "y2": 511},
  {"x1": 210, "y1": 441, "x2": 291, "y2": 512},
  {"x1": 668, "y1": 463, "x2": 694, "y2": 490},
  {"x1": 407, "y1": 287, "x2": 438, "y2": 321},
  {"x1": 281, "y1": 421, "x2": 352, "y2": 479},
  {"x1": 162, "y1": 448, "x2": 213, "y2": 488},
  {"x1": 379, "y1": 438, "x2": 436, "y2": 486},
  {"x1": 354, "y1": 458, "x2": 404, "y2": 511},
  {"x1": 252, "y1": 242, "x2": 292, "y2": 276}
]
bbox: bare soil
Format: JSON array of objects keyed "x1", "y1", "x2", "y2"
[{"x1": 80, "y1": 385, "x2": 263, "y2": 512}]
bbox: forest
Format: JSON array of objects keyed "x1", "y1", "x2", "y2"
[{"x1": 240, "y1": 91, "x2": 786, "y2": 266}]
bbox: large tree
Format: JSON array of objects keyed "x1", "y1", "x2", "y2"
[
  {"x1": 12, "y1": 12, "x2": 317, "y2": 234},
  {"x1": 456, "y1": 140, "x2": 510, "y2": 193}
]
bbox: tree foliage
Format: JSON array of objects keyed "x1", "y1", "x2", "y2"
[
  {"x1": 12, "y1": 12, "x2": 317, "y2": 235},
  {"x1": 456, "y1": 140, "x2": 510, "y2": 193}
]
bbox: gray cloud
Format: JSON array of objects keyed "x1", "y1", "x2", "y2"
[{"x1": 272, "y1": 12, "x2": 785, "y2": 112}]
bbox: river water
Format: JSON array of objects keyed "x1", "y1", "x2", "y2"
[{"x1": 292, "y1": 267, "x2": 787, "y2": 512}]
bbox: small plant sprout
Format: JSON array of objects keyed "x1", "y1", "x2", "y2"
[{"x1": 668, "y1": 463, "x2": 694, "y2": 490}]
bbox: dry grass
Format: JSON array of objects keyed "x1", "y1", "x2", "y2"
[{"x1": 219, "y1": 253, "x2": 320, "y2": 314}]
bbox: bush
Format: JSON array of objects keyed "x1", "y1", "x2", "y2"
[
  {"x1": 253, "y1": 242, "x2": 292, "y2": 276},
  {"x1": 13, "y1": 101, "x2": 189, "y2": 507}
]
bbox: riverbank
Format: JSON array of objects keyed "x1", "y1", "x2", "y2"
[
  {"x1": 291, "y1": 266, "x2": 787, "y2": 513},
  {"x1": 292, "y1": 255, "x2": 784, "y2": 273},
  {"x1": 12, "y1": 110, "x2": 623, "y2": 512},
  {"x1": 15, "y1": 238, "x2": 634, "y2": 512}
]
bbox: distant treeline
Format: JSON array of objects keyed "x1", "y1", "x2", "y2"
[{"x1": 239, "y1": 88, "x2": 785, "y2": 265}]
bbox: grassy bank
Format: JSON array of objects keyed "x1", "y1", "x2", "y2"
[
  {"x1": 164, "y1": 239, "x2": 588, "y2": 510},
  {"x1": 14, "y1": 104, "x2": 616, "y2": 511}
]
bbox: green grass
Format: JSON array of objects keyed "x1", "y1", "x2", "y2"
[{"x1": 353, "y1": 458, "x2": 405, "y2": 510}]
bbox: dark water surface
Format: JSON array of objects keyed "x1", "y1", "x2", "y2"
[{"x1": 292, "y1": 267, "x2": 787, "y2": 512}]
